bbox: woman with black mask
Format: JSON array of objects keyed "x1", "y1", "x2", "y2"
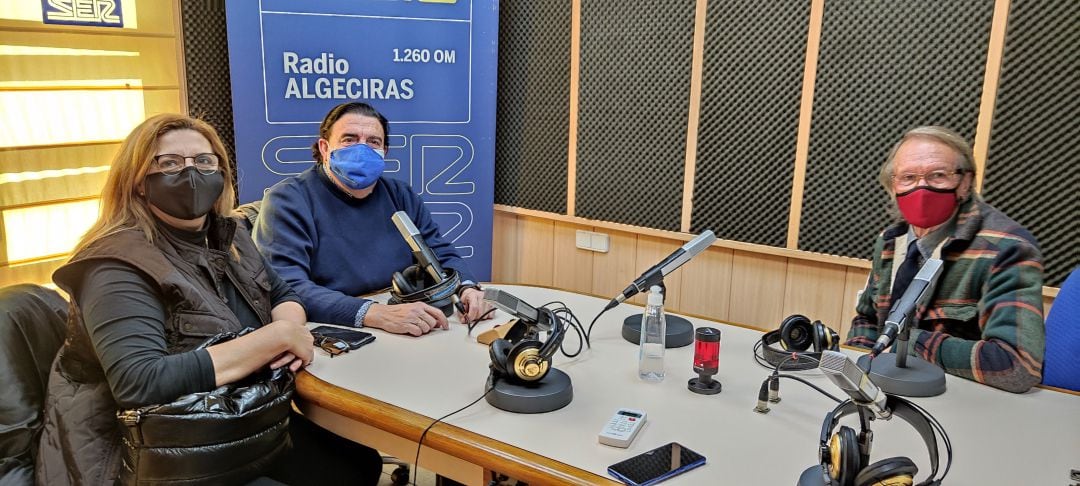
[{"x1": 35, "y1": 114, "x2": 382, "y2": 485}]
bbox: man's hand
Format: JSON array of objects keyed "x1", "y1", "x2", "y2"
[
  {"x1": 365, "y1": 302, "x2": 448, "y2": 336},
  {"x1": 459, "y1": 287, "x2": 494, "y2": 324}
]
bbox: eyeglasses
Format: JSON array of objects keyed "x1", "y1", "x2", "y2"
[
  {"x1": 312, "y1": 332, "x2": 349, "y2": 358},
  {"x1": 891, "y1": 169, "x2": 964, "y2": 190},
  {"x1": 151, "y1": 153, "x2": 221, "y2": 175}
]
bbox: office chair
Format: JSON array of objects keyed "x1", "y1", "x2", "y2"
[
  {"x1": 1043, "y1": 267, "x2": 1080, "y2": 391},
  {"x1": 0, "y1": 284, "x2": 68, "y2": 485}
]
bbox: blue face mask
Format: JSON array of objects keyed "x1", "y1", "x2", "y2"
[{"x1": 327, "y1": 144, "x2": 386, "y2": 190}]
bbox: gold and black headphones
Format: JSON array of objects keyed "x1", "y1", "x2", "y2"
[
  {"x1": 810, "y1": 397, "x2": 950, "y2": 486},
  {"x1": 388, "y1": 264, "x2": 461, "y2": 317},
  {"x1": 757, "y1": 314, "x2": 840, "y2": 370},
  {"x1": 488, "y1": 307, "x2": 565, "y2": 383}
]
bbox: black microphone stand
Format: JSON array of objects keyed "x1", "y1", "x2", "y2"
[
  {"x1": 619, "y1": 280, "x2": 695, "y2": 348},
  {"x1": 856, "y1": 318, "x2": 946, "y2": 397}
]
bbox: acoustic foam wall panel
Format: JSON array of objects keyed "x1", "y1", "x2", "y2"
[
  {"x1": 575, "y1": 0, "x2": 695, "y2": 231},
  {"x1": 799, "y1": 0, "x2": 994, "y2": 258},
  {"x1": 494, "y1": 1, "x2": 571, "y2": 213},
  {"x1": 982, "y1": 0, "x2": 1079, "y2": 287},
  {"x1": 181, "y1": 0, "x2": 236, "y2": 170},
  {"x1": 690, "y1": 0, "x2": 810, "y2": 246}
]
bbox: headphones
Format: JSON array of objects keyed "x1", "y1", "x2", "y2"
[
  {"x1": 811, "y1": 397, "x2": 950, "y2": 486},
  {"x1": 488, "y1": 307, "x2": 565, "y2": 384},
  {"x1": 757, "y1": 314, "x2": 840, "y2": 370},
  {"x1": 388, "y1": 264, "x2": 461, "y2": 317}
]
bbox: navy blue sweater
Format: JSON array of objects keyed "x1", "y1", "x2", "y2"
[{"x1": 253, "y1": 166, "x2": 475, "y2": 325}]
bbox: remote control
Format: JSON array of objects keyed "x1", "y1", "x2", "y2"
[{"x1": 598, "y1": 408, "x2": 646, "y2": 448}]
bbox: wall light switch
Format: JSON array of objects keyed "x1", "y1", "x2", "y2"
[
  {"x1": 575, "y1": 230, "x2": 592, "y2": 250},
  {"x1": 591, "y1": 232, "x2": 610, "y2": 253}
]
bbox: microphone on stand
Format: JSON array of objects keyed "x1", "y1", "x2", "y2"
[
  {"x1": 603, "y1": 230, "x2": 716, "y2": 311},
  {"x1": 870, "y1": 258, "x2": 944, "y2": 357},
  {"x1": 391, "y1": 211, "x2": 464, "y2": 314},
  {"x1": 818, "y1": 350, "x2": 891, "y2": 420}
]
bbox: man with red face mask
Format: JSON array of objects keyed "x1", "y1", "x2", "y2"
[{"x1": 845, "y1": 126, "x2": 1045, "y2": 393}]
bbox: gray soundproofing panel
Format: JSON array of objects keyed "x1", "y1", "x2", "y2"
[
  {"x1": 689, "y1": 0, "x2": 810, "y2": 246},
  {"x1": 982, "y1": 0, "x2": 1079, "y2": 287},
  {"x1": 799, "y1": 0, "x2": 994, "y2": 258},
  {"x1": 576, "y1": 0, "x2": 695, "y2": 231},
  {"x1": 181, "y1": 0, "x2": 236, "y2": 169},
  {"x1": 494, "y1": 1, "x2": 570, "y2": 213}
]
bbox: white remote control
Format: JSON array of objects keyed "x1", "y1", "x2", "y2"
[{"x1": 598, "y1": 408, "x2": 646, "y2": 448}]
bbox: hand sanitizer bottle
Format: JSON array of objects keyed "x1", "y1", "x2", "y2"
[{"x1": 638, "y1": 285, "x2": 666, "y2": 381}]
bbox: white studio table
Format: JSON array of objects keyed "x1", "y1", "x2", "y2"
[{"x1": 296, "y1": 284, "x2": 1080, "y2": 485}]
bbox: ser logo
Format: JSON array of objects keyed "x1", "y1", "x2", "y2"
[{"x1": 42, "y1": 0, "x2": 124, "y2": 28}]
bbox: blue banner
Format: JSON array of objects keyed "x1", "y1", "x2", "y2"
[{"x1": 226, "y1": 0, "x2": 497, "y2": 279}]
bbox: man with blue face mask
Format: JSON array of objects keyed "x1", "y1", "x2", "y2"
[{"x1": 254, "y1": 102, "x2": 492, "y2": 336}]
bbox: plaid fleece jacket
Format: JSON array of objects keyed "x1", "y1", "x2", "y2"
[{"x1": 846, "y1": 197, "x2": 1045, "y2": 393}]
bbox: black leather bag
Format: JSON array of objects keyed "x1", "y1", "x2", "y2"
[{"x1": 115, "y1": 329, "x2": 295, "y2": 485}]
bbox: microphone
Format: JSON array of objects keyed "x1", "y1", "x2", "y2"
[
  {"x1": 818, "y1": 350, "x2": 891, "y2": 420},
  {"x1": 604, "y1": 230, "x2": 717, "y2": 311},
  {"x1": 391, "y1": 211, "x2": 464, "y2": 313},
  {"x1": 870, "y1": 258, "x2": 944, "y2": 357}
]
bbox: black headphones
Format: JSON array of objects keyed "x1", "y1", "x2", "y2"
[
  {"x1": 388, "y1": 264, "x2": 461, "y2": 317},
  {"x1": 757, "y1": 315, "x2": 840, "y2": 370},
  {"x1": 812, "y1": 397, "x2": 950, "y2": 486},
  {"x1": 488, "y1": 307, "x2": 565, "y2": 383}
]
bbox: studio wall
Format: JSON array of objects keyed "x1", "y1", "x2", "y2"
[{"x1": 492, "y1": 0, "x2": 1075, "y2": 332}]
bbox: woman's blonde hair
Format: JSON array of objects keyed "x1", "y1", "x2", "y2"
[{"x1": 72, "y1": 113, "x2": 236, "y2": 255}]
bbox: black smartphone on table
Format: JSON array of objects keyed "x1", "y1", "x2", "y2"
[
  {"x1": 607, "y1": 442, "x2": 706, "y2": 486},
  {"x1": 310, "y1": 325, "x2": 376, "y2": 350}
]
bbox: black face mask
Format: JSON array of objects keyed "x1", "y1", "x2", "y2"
[{"x1": 144, "y1": 166, "x2": 225, "y2": 220}]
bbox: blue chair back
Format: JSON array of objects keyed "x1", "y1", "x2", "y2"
[{"x1": 1043, "y1": 267, "x2": 1080, "y2": 391}]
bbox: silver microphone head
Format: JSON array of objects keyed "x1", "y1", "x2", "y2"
[
  {"x1": 819, "y1": 351, "x2": 891, "y2": 419},
  {"x1": 391, "y1": 211, "x2": 421, "y2": 243}
]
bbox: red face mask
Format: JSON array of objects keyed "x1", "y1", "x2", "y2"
[{"x1": 895, "y1": 186, "x2": 957, "y2": 228}]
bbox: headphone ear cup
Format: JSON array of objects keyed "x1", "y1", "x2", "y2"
[
  {"x1": 813, "y1": 321, "x2": 839, "y2": 353},
  {"x1": 402, "y1": 264, "x2": 427, "y2": 289},
  {"x1": 853, "y1": 457, "x2": 917, "y2": 486},
  {"x1": 836, "y1": 426, "x2": 862, "y2": 486},
  {"x1": 392, "y1": 270, "x2": 413, "y2": 295},
  {"x1": 507, "y1": 339, "x2": 548, "y2": 382},
  {"x1": 488, "y1": 338, "x2": 513, "y2": 376},
  {"x1": 780, "y1": 314, "x2": 813, "y2": 351}
]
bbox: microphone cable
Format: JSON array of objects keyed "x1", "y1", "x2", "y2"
[
  {"x1": 752, "y1": 339, "x2": 821, "y2": 371},
  {"x1": 755, "y1": 353, "x2": 842, "y2": 413},
  {"x1": 583, "y1": 306, "x2": 609, "y2": 349},
  {"x1": 465, "y1": 307, "x2": 498, "y2": 335},
  {"x1": 540, "y1": 301, "x2": 587, "y2": 358},
  {"x1": 411, "y1": 384, "x2": 496, "y2": 486}
]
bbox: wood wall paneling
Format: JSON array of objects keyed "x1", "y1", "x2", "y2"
[
  {"x1": 840, "y1": 267, "x2": 871, "y2": 340},
  {"x1": 675, "y1": 246, "x2": 733, "y2": 322},
  {"x1": 781, "y1": 259, "x2": 848, "y2": 333},
  {"x1": 727, "y1": 250, "x2": 788, "y2": 330},
  {"x1": 552, "y1": 222, "x2": 595, "y2": 295},
  {"x1": 491, "y1": 211, "x2": 520, "y2": 283},
  {"x1": 517, "y1": 216, "x2": 555, "y2": 287},
  {"x1": 590, "y1": 228, "x2": 638, "y2": 301},
  {"x1": 0, "y1": 143, "x2": 120, "y2": 173},
  {"x1": 0, "y1": 258, "x2": 65, "y2": 289},
  {"x1": 0, "y1": 32, "x2": 181, "y2": 86},
  {"x1": 972, "y1": 0, "x2": 1013, "y2": 192},
  {"x1": 632, "y1": 235, "x2": 685, "y2": 308}
]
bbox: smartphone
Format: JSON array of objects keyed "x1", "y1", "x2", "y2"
[
  {"x1": 310, "y1": 325, "x2": 376, "y2": 350},
  {"x1": 607, "y1": 442, "x2": 706, "y2": 486}
]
